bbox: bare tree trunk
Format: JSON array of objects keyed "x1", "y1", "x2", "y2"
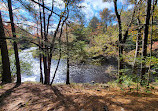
[
  {"x1": 50, "y1": 47, "x2": 61, "y2": 85},
  {"x1": 39, "y1": 53, "x2": 43, "y2": 83},
  {"x1": 42, "y1": 0, "x2": 49, "y2": 84},
  {"x1": 39, "y1": 0, "x2": 43, "y2": 84},
  {"x1": 46, "y1": 0, "x2": 54, "y2": 85},
  {"x1": 50, "y1": 9, "x2": 69, "y2": 84},
  {"x1": 49, "y1": 1, "x2": 69, "y2": 60},
  {"x1": 133, "y1": 17, "x2": 142, "y2": 75},
  {"x1": 50, "y1": 25, "x2": 63, "y2": 85},
  {"x1": 141, "y1": 0, "x2": 152, "y2": 85},
  {"x1": 8, "y1": 0, "x2": 21, "y2": 84},
  {"x1": 0, "y1": 11, "x2": 12, "y2": 83},
  {"x1": 147, "y1": 0, "x2": 157, "y2": 86},
  {"x1": 37, "y1": 8, "x2": 43, "y2": 84},
  {"x1": 114, "y1": 0, "x2": 123, "y2": 83},
  {"x1": 50, "y1": 20, "x2": 68, "y2": 84},
  {"x1": 66, "y1": 24, "x2": 70, "y2": 85}
]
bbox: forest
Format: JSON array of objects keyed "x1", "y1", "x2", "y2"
[{"x1": 0, "y1": 0, "x2": 158, "y2": 111}]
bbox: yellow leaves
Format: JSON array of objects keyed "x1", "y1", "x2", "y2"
[
  {"x1": 86, "y1": 46, "x2": 103, "y2": 56},
  {"x1": 153, "y1": 5, "x2": 158, "y2": 17},
  {"x1": 65, "y1": 2, "x2": 67, "y2": 7},
  {"x1": 87, "y1": 32, "x2": 118, "y2": 57}
]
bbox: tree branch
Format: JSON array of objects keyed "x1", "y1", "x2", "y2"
[{"x1": 30, "y1": 0, "x2": 62, "y2": 17}]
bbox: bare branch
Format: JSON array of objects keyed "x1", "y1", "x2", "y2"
[{"x1": 30, "y1": 0, "x2": 62, "y2": 17}]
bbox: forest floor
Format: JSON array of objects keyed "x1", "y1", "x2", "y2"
[{"x1": 0, "y1": 82, "x2": 158, "y2": 111}]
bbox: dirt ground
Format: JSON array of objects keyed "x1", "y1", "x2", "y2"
[{"x1": 0, "y1": 82, "x2": 158, "y2": 111}]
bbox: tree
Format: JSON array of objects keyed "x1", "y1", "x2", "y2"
[
  {"x1": 8, "y1": 0, "x2": 21, "y2": 84},
  {"x1": 99, "y1": 8, "x2": 115, "y2": 32},
  {"x1": 0, "y1": 11, "x2": 12, "y2": 83},
  {"x1": 89, "y1": 16, "x2": 100, "y2": 32},
  {"x1": 113, "y1": 0, "x2": 136, "y2": 83},
  {"x1": 38, "y1": 0, "x2": 43, "y2": 84},
  {"x1": 66, "y1": 23, "x2": 70, "y2": 85},
  {"x1": 133, "y1": 17, "x2": 143, "y2": 75},
  {"x1": 41, "y1": 0, "x2": 49, "y2": 84},
  {"x1": 28, "y1": 0, "x2": 82, "y2": 85},
  {"x1": 148, "y1": 0, "x2": 157, "y2": 86},
  {"x1": 113, "y1": 0, "x2": 124, "y2": 83},
  {"x1": 141, "y1": 0, "x2": 152, "y2": 85}
]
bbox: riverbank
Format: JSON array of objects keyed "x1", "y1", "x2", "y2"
[
  {"x1": 17, "y1": 47, "x2": 117, "y2": 83},
  {"x1": 0, "y1": 82, "x2": 158, "y2": 111}
]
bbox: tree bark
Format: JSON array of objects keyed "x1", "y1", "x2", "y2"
[
  {"x1": 66, "y1": 24, "x2": 70, "y2": 85},
  {"x1": 147, "y1": 0, "x2": 157, "y2": 85},
  {"x1": 39, "y1": 0, "x2": 44, "y2": 84},
  {"x1": 0, "y1": 11, "x2": 12, "y2": 83},
  {"x1": 133, "y1": 17, "x2": 142, "y2": 75},
  {"x1": 37, "y1": 3, "x2": 44, "y2": 83},
  {"x1": 46, "y1": 0, "x2": 54, "y2": 85},
  {"x1": 8, "y1": 0, "x2": 21, "y2": 84},
  {"x1": 42, "y1": 0, "x2": 49, "y2": 85},
  {"x1": 50, "y1": 17, "x2": 69, "y2": 84},
  {"x1": 141, "y1": 0, "x2": 152, "y2": 85},
  {"x1": 114, "y1": 0, "x2": 123, "y2": 83},
  {"x1": 50, "y1": 47, "x2": 61, "y2": 85},
  {"x1": 114, "y1": 0, "x2": 136, "y2": 83}
]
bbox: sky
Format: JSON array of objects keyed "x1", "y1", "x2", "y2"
[
  {"x1": 0, "y1": 0, "x2": 134, "y2": 32},
  {"x1": 80, "y1": 0, "x2": 134, "y2": 21}
]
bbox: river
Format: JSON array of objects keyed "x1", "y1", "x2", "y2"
[{"x1": 14, "y1": 47, "x2": 116, "y2": 83}]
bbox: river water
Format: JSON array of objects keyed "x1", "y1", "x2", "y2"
[{"x1": 15, "y1": 47, "x2": 116, "y2": 83}]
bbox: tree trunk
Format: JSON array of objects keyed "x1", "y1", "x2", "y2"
[
  {"x1": 114, "y1": 0, "x2": 136, "y2": 83},
  {"x1": 66, "y1": 24, "x2": 70, "y2": 85},
  {"x1": 39, "y1": 53, "x2": 43, "y2": 83},
  {"x1": 141, "y1": 0, "x2": 152, "y2": 85},
  {"x1": 42, "y1": 0, "x2": 49, "y2": 84},
  {"x1": 50, "y1": 49, "x2": 61, "y2": 84},
  {"x1": 114, "y1": 0, "x2": 123, "y2": 83},
  {"x1": 36, "y1": 8, "x2": 43, "y2": 84},
  {"x1": 147, "y1": 0, "x2": 157, "y2": 86},
  {"x1": 0, "y1": 11, "x2": 12, "y2": 83},
  {"x1": 8, "y1": 0, "x2": 21, "y2": 84},
  {"x1": 133, "y1": 18, "x2": 142, "y2": 75},
  {"x1": 39, "y1": 0, "x2": 43, "y2": 84}
]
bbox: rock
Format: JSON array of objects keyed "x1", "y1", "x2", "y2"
[
  {"x1": 121, "y1": 107, "x2": 125, "y2": 111},
  {"x1": 89, "y1": 81, "x2": 95, "y2": 85}
]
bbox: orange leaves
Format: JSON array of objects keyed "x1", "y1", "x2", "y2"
[
  {"x1": 99, "y1": 8, "x2": 109, "y2": 20},
  {"x1": 152, "y1": 41, "x2": 158, "y2": 50}
]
